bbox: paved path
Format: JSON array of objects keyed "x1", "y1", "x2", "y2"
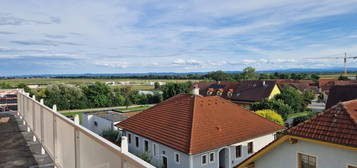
[{"x1": 0, "y1": 112, "x2": 53, "y2": 168}]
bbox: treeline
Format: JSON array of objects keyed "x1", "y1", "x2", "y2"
[
  {"x1": 25, "y1": 82, "x2": 163, "y2": 111},
  {"x1": 203, "y1": 67, "x2": 320, "y2": 81}
]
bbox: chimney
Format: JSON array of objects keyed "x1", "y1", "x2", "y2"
[
  {"x1": 263, "y1": 81, "x2": 267, "y2": 87},
  {"x1": 192, "y1": 84, "x2": 200, "y2": 96}
]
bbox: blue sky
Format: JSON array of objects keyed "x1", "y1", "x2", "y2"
[{"x1": 1, "y1": 0, "x2": 357, "y2": 76}]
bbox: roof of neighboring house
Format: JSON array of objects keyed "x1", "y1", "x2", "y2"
[
  {"x1": 196, "y1": 80, "x2": 279, "y2": 104},
  {"x1": 319, "y1": 78, "x2": 338, "y2": 92},
  {"x1": 120, "y1": 111, "x2": 141, "y2": 118},
  {"x1": 87, "y1": 111, "x2": 128, "y2": 122},
  {"x1": 326, "y1": 85, "x2": 357, "y2": 109},
  {"x1": 236, "y1": 99, "x2": 357, "y2": 168},
  {"x1": 117, "y1": 94, "x2": 285, "y2": 154},
  {"x1": 288, "y1": 99, "x2": 357, "y2": 147}
]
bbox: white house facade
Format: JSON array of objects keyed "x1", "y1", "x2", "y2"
[
  {"x1": 238, "y1": 100, "x2": 357, "y2": 168},
  {"x1": 117, "y1": 94, "x2": 285, "y2": 168}
]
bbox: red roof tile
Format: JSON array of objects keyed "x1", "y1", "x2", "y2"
[
  {"x1": 288, "y1": 99, "x2": 357, "y2": 147},
  {"x1": 117, "y1": 94, "x2": 285, "y2": 154}
]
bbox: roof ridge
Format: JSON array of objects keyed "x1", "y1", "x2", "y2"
[
  {"x1": 188, "y1": 95, "x2": 197, "y2": 154},
  {"x1": 341, "y1": 101, "x2": 357, "y2": 125}
]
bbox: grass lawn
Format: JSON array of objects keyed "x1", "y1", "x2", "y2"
[
  {"x1": 116, "y1": 105, "x2": 152, "y2": 112},
  {"x1": 287, "y1": 111, "x2": 308, "y2": 118},
  {"x1": 61, "y1": 112, "x2": 83, "y2": 124}
]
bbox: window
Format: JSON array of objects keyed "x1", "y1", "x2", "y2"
[
  {"x1": 174, "y1": 153, "x2": 180, "y2": 163},
  {"x1": 209, "y1": 152, "x2": 214, "y2": 163},
  {"x1": 135, "y1": 136, "x2": 139, "y2": 148},
  {"x1": 128, "y1": 133, "x2": 131, "y2": 144},
  {"x1": 236, "y1": 145, "x2": 242, "y2": 158},
  {"x1": 201, "y1": 154, "x2": 207, "y2": 165},
  {"x1": 153, "y1": 143, "x2": 158, "y2": 157},
  {"x1": 298, "y1": 153, "x2": 316, "y2": 168},
  {"x1": 248, "y1": 142, "x2": 253, "y2": 154},
  {"x1": 144, "y1": 140, "x2": 149, "y2": 152}
]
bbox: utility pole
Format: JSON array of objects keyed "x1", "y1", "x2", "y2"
[{"x1": 344, "y1": 52, "x2": 347, "y2": 76}]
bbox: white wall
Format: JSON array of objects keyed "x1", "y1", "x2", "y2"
[
  {"x1": 125, "y1": 131, "x2": 276, "y2": 168},
  {"x1": 191, "y1": 133, "x2": 276, "y2": 168},
  {"x1": 82, "y1": 113, "x2": 115, "y2": 135},
  {"x1": 255, "y1": 140, "x2": 357, "y2": 168},
  {"x1": 126, "y1": 131, "x2": 190, "y2": 168}
]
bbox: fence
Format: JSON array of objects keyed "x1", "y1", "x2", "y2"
[{"x1": 16, "y1": 90, "x2": 155, "y2": 168}]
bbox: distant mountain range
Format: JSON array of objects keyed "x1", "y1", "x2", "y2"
[{"x1": 2, "y1": 67, "x2": 357, "y2": 78}]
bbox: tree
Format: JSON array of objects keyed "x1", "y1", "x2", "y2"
[
  {"x1": 154, "y1": 82, "x2": 160, "y2": 89},
  {"x1": 310, "y1": 74, "x2": 320, "y2": 81},
  {"x1": 0, "y1": 82, "x2": 12, "y2": 89},
  {"x1": 255, "y1": 109, "x2": 284, "y2": 125},
  {"x1": 82, "y1": 82, "x2": 114, "y2": 108},
  {"x1": 204, "y1": 70, "x2": 232, "y2": 81},
  {"x1": 251, "y1": 99, "x2": 293, "y2": 120},
  {"x1": 161, "y1": 82, "x2": 192, "y2": 99},
  {"x1": 338, "y1": 75, "x2": 349, "y2": 80},
  {"x1": 240, "y1": 67, "x2": 258, "y2": 80},
  {"x1": 44, "y1": 84, "x2": 87, "y2": 110},
  {"x1": 302, "y1": 90, "x2": 315, "y2": 105},
  {"x1": 274, "y1": 85, "x2": 305, "y2": 113}
]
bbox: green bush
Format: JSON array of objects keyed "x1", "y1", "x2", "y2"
[
  {"x1": 101, "y1": 129, "x2": 121, "y2": 145},
  {"x1": 292, "y1": 112, "x2": 315, "y2": 126},
  {"x1": 255, "y1": 109, "x2": 284, "y2": 126}
]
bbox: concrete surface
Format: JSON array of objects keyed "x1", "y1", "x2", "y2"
[{"x1": 0, "y1": 112, "x2": 53, "y2": 168}]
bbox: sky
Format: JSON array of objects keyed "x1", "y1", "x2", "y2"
[{"x1": 1, "y1": 0, "x2": 357, "y2": 76}]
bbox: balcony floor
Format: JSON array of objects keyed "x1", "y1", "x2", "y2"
[{"x1": 0, "y1": 112, "x2": 53, "y2": 168}]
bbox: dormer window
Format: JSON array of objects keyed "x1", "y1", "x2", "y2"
[
  {"x1": 216, "y1": 89, "x2": 223, "y2": 96},
  {"x1": 207, "y1": 88, "x2": 214, "y2": 96},
  {"x1": 227, "y1": 89, "x2": 233, "y2": 97}
]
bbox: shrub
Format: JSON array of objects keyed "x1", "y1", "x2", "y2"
[
  {"x1": 292, "y1": 111, "x2": 316, "y2": 126},
  {"x1": 101, "y1": 129, "x2": 121, "y2": 145},
  {"x1": 255, "y1": 109, "x2": 284, "y2": 126}
]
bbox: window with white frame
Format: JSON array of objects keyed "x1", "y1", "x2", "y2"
[
  {"x1": 174, "y1": 152, "x2": 180, "y2": 164},
  {"x1": 248, "y1": 142, "x2": 253, "y2": 154},
  {"x1": 236, "y1": 145, "x2": 242, "y2": 158},
  {"x1": 201, "y1": 154, "x2": 207, "y2": 165},
  {"x1": 209, "y1": 152, "x2": 214, "y2": 163}
]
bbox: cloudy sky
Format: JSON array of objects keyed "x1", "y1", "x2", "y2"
[{"x1": 1, "y1": 0, "x2": 357, "y2": 76}]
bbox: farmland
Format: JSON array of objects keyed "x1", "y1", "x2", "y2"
[{"x1": 0, "y1": 78, "x2": 199, "y2": 90}]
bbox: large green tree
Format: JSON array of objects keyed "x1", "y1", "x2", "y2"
[
  {"x1": 82, "y1": 82, "x2": 114, "y2": 108},
  {"x1": 44, "y1": 84, "x2": 87, "y2": 110},
  {"x1": 161, "y1": 82, "x2": 192, "y2": 99}
]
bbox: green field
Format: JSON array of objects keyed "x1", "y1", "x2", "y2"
[
  {"x1": 319, "y1": 73, "x2": 357, "y2": 79},
  {"x1": 116, "y1": 105, "x2": 152, "y2": 112},
  {"x1": 0, "y1": 78, "x2": 199, "y2": 90}
]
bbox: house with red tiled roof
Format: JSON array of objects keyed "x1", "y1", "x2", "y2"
[
  {"x1": 237, "y1": 99, "x2": 357, "y2": 168},
  {"x1": 195, "y1": 80, "x2": 281, "y2": 105},
  {"x1": 117, "y1": 94, "x2": 284, "y2": 168}
]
